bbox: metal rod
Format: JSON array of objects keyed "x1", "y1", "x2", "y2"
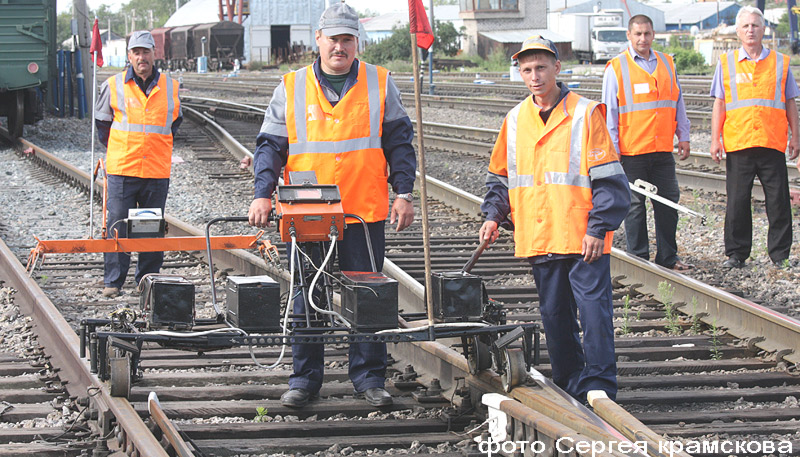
[
  {"x1": 410, "y1": 32, "x2": 436, "y2": 331},
  {"x1": 462, "y1": 237, "x2": 489, "y2": 274}
]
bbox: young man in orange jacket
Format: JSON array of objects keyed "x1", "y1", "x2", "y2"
[{"x1": 480, "y1": 36, "x2": 630, "y2": 402}]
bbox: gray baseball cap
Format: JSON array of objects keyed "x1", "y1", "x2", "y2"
[
  {"x1": 512, "y1": 35, "x2": 559, "y2": 60},
  {"x1": 318, "y1": 2, "x2": 359, "y2": 37},
  {"x1": 128, "y1": 30, "x2": 155, "y2": 50}
]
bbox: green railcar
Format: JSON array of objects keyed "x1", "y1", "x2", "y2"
[{"x1": 0, "y1": 0, "x2": 57, "y2": 137}]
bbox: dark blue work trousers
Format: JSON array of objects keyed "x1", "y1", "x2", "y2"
[
  {"x1": 529, "y1": 255, "x2": 617, "y2": 402},
  {"x1": 289, "y1": 221, "x2": 387, "y2": 395},
  {"x1": 724, "y1": 147, "x2": 792, "y2": 263},
  {"x1": 104, "y1": 175, "x2": 170, "y2": 289},
  {"x1": 620, "y1": 152, "x2": 681, "y2": 268}
]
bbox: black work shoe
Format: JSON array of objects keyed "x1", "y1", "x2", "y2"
[
  {"x1": 355, "y1": 387, "x2": 393, "y2": 407},
  {"x1": 280, "y1": 388, "x2": 316, "y2": 408},
  {"x1": 721, "y1": 258, "x2": 745, "y2": 269}
]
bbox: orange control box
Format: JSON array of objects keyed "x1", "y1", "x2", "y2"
[{"x1": 275, "y1": 185, "x2": 345, "y2": 242}]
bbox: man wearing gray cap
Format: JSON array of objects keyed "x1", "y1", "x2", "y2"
[
  {"x1": 249, "y1": 2, "x2": 416, "y2": 408},
  {"x1": 94, "y1": 30, "x2": 183, "y2": 298}
]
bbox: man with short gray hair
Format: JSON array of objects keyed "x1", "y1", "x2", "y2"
[
  {"x1": 94, "y1": 30, "x2": 183, "y2": 297},
  {"x1": 710, "y1": 6, "x2": 799, "y2": 269}
]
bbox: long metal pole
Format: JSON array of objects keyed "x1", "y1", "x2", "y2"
[
  {"x1": 410, "y1": 34, "x2": 435, "y2": 330},
  {"x1": 427, "y1": 0, "x2": 435, "y2": 95},
  {"x1": 89, "y1": 49, "x2": 97, "y2": 238}
]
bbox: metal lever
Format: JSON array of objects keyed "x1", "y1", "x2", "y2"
[{"x1": 462, "y1": 237, "x2": 490, "y2": 274}]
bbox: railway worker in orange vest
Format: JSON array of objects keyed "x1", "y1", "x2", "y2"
[
  {"x1": 602, "y1": 14, "x2": 694, "y2": 272},
  {"x1": 479, "y1": 36, "x2": 630, "y2": 402},
  {"x1": 94, "y1": 30, "x2": 182, "y2": 298},
  {"x1": 710, "y1": 6, "x2": 800, "y2": 269},
  {"x1": 248, "y1": 3, "x2": 416, "y2": 408}
]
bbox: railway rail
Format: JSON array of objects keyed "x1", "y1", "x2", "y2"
[
  {"x1": 2, "y1": 95, "x2": 800, "y2": 455},
  {"x1": 0, "y1": 123, "x2": 643, "y2": 456}
]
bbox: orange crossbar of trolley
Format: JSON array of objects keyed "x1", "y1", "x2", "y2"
[
  {"x1": 26, "y1": 232, "x2": 270, "y2": 273},
  {"x1": 31, "y1": 234, "x2": 264, "y2": 254}
]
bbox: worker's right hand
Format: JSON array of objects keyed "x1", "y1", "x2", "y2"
[
  {"x1": 479, "y1": 220, "x2": 499, "y2": 245},
  {"x1": 710, "y1": 139, "x2": 724, "y2": 164},
  {"x1": 248, "y1": 198, "x2": 273, "y2": 228}
]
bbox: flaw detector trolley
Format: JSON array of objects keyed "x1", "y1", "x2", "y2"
[{"x1": 78, "y1": 180, "x2": 539, "y2": 398}]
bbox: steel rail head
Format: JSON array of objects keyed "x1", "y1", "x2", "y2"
[
  {"x1": 0, "y1": 237, "x2": 169, "y2": 457},
  {"x1": 587, "y1": 390, "x2": 692, "y2": 457}
]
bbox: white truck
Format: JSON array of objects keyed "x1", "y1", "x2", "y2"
[{"x1": 552, "y1": 10, "x2": 628, "y2": 63}]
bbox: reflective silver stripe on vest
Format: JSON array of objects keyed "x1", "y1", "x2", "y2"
[
  {"x1": 655, "y1": 51, "x2": 674, "y2": 92},
  {"x1": 115, "y1": 73, "x2": 127, "y2": 125},
  {"x1": 289, "y1": 63, "x2": 383, "y2": 156},
  {"x1": 507, "y1": 97, "x2": 592, "y2": 190},
  {"x1": 366, "y1": 64, "x2": 381, "y2": 138},
  {"x1": 589, "y1": 161, "x2": 625, "y2": 180},
  {"x1": 110, "y1": 74, "x2": 175, "y2": 135},
  {"x1": 545, "y1": 97, "x2": 591, "y2": 189},
  {"x1": 505, "y1": 102, "x2": 526, "y2": 189},
  {"x1": 293, "y1": 67, "x2": 309, "y2": 143},
  {"x1": 725, "y1": 50, "x2": 785, "y2": 111},
  {"x1": 617, "y1": 50, "x2": 678, "y2": 114}
]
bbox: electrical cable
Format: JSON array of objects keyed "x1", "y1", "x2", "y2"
[{"x1": 306, "y1": 234, "x2": 351, "y2": 327}]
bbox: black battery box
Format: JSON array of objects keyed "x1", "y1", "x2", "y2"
[
  {"x1": 430, "y1": 271, "x2": 483, "y2": 322},
  {"x1": 337, "y1": 271, "x2": 398, "y2": 331},
  {"x1": 138, "y1": 274, "x2": 194, "y2": 330},
  {"x1": 226, "y1": 275, "x2": 282, "y2": 333}
]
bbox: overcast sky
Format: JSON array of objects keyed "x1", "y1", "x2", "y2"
[{"x1": 58, "y1": 0, "x2": 413, "y2": 15}]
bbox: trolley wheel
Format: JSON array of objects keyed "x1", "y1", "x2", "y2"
[
  {"x1": 8, "y1": 91, "x2": 24, "y2": 138},
  {"x1": 500, "y1": 348, "x2": 526, "y2": 392},
  {"x1": 109, "y1": 357, "x2": 131, "y2": 398},
  {"x1": 467, "y1": 337, "x2": 492, "y2": 375}
]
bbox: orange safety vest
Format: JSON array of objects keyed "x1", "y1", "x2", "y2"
[
  {"x1": 106, "y1": 73, "x2": 181, "y2": 178},
  {"x1": 488, "y1": 91, "x2": 625, "y2": 258},
  {"x1": 720, "y1": 49, "x2": 789, "y2": 153},
  {"x1": 283, "y1": 62, "x2": 389, "y2": 223},
  {"x1": 608, "y1": 49, "x2": 680, "y2": 155}
]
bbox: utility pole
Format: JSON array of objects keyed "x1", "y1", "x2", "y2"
[
  {"x1": 148, "y1": 9, "x2": 153, "y2": 29},
  {"x1": 73, "y1": 0, "x2": 91, "y2": 112},
  {"x1": 131, "y1": 9, "x2": 136, "y2": 32}
]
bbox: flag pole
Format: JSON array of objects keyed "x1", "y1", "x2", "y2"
[
  {"x1": 89, "y1": 29, "x2": 97, "y2": 238},
  {"x1": 409, "y1": 32, "x2": 435, "y2": 331}
]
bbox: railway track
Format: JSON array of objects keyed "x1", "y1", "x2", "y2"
[
  {"x1": 183, "y1": 95, "x2": 800, "y2": 202},
  {"x1": 186, "y1": 99, "x2": 800, "y2": 450},
  {"x1": 2, "y1": 97, "x2": 800, "y2": 455},
  {"x1": 0, "y1": 123, "x2": 636, "y2": 455}
]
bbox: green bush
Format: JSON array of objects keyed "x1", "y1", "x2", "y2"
[
  {"x1": 654, "y1": 42, "x2": 709, "y2": 74},
  {"x1": 361, "y1": 26, "x2": 412, "y2": 65}
]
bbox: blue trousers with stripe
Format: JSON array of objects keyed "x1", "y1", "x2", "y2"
[
  {"x1": 529, "y1": 255, "x2": 617, "y2": 402},
  {"x1": 289, "y1": 221, "x2": 387, "y2": 394}
]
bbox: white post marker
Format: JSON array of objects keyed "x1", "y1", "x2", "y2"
[{"x1": 629, "y1": 179, "x2": 706, "y2": 224}]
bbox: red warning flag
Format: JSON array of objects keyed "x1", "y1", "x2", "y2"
[
  {"x1": 408, "y1": 0, "x2": 434, "y2": 50},
  {"x1": 90, "y1": 18, "x2": 104, "y2": 67}
]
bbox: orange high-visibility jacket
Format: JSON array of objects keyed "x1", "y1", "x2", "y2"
[
  {"x1": 607, "y1": 49, "x2": 680, "y2": 155},
  {"x1": 283, "y1": 62, "x2": 389, "y2": 223},
  {"x1": 720, "y1": 49, "x2": 790, "y2": 153},
  {"x1": 488, "y1": 91, "x2": 625, "y2": 257},
  {"x1": 106, "y1": 73, "x2": 181, "y2": 178}
]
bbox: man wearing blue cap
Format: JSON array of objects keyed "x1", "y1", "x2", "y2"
[
  {"x1": 480, "y1": 36, "x2": 630, "y2": 402},
  {"x1": 94, "y1": 30, "x2": 183, "y2": 298},
  {"x1": 248, "y1": 2, "x2": 416, "y2": 408}
]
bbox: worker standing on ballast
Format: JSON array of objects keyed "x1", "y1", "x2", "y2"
[
  {"x1": 479, "y1": 36, "x2": 630, "y2": 402},
  {"x1": 710, "y1": 6, "x2": 799, "y2": 270},
  {"x1": 94, "y1": 30, "x2": 182, "y2": 298},
  {"x1": 248, "y1": 3, "x2": 416, "y2": 408},
  {"x1": 602, "y1": 14, "x2": 694, "y2": 272}
]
